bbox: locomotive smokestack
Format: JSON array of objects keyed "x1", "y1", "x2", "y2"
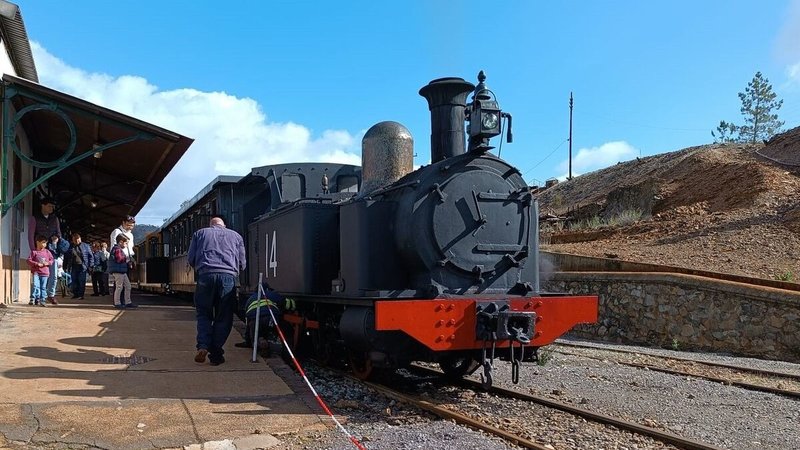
[{"x1": 419, "y1": 77, "x2": 475, "y2": 163}]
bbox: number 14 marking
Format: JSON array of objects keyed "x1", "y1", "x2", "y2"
[{"x1": 265, "y1": 230, "x2": 277, "y2": 277}]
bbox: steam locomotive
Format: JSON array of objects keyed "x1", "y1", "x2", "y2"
[{"x1": 137, "y1": 72, "x2": 598, "y2": 387}]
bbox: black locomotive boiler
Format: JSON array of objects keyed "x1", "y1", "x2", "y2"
[{"x1": 248, "y1": 72, "x2": 597, "y2": 385}]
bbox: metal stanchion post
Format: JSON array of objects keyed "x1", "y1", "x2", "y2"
[{"x1": 251, "y1": 273, "x2": 263, "y2": 363}]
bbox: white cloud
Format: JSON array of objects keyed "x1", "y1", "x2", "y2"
[
  {"x1": 775, "y1": 0, "x2": 800, "y2": 63},
  {"x1": 786, "y1": 62, "x2": 800, "y2": 88},
  {"x1": 31, "y1": 42, "x2": 362, "y2": 224},
  {"x1": 555, "y1": 140, "x2": 638, "y2": 180}
]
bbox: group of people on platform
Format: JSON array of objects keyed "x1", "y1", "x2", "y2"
[
  {"x1": 27, "y1": 195, "x2": 282, "y2": 369},
  {"x1": 26, "y1": 197, "x2": 138, "y2": 309}
]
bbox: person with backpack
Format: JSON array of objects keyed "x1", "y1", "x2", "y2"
[
  {"x1": 108, "y1": 234, "x2": 137, "y2": 309},
  {"x1": 46, "y1": 232, "x2": 70, "y2": 304},
  {"x1": 91, "y1": 242, "x2": 109, "y2": 296},
  {"x1": 110, "y1": 216, "x2": 136, "y2": 302},
  {"x1": 65, "y1": 232, "x2": 94, "y2": 300}
]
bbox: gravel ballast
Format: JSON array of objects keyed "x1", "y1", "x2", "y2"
[{"x1": 273, "y1": 339, "x2": 800, "y2": 450}]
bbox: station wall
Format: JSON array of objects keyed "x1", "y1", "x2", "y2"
[
  {"x1": 0, "y1": 78, "x2": 35, "y2": 304},
  {"x1": 546, "y1": 272, "x2": 800, "y2": 363}
]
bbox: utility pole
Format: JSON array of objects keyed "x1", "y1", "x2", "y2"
[{"x1": 568, "y1": 92, "x2": 573, "y2": 180}]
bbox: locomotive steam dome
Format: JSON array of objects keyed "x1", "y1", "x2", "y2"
[{"x1": 360, "y1": 121, "x2": 414, "y2": 195}]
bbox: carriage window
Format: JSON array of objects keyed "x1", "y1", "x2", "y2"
[
  {"x1": 149, "y1": 238, "x2": 158, "y2": 257},
  {"x1": 337, "y1": 175, "x2": 359, "y2": 193}
]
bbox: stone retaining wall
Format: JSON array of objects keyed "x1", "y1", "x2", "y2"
[{"x1": 544, "y1": 272, "x2": 800, "y2": 362}]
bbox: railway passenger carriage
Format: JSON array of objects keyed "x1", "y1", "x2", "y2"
[{"x1": 135, "y1": 164, "x2": 362, "y2": 294}]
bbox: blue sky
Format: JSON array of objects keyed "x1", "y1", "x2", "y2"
[{"x1": 17, "y1": 0, "x2": 800, "y2": 224}]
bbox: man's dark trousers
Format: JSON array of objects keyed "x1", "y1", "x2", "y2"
[
  {"x1": 194, "y1": 272, "x2": 237, "y2": 363},
  {"x1": 71, "y1": 269, "x2": 88, "y2": 298}
]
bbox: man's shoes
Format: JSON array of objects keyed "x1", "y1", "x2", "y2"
[
  {"x1": 38, "y1": 302, "x2": 46, "y2": 307},
  {"x1": 114, "y1": 304, "x2": 125, "y2": 309},
  {"x1": 234, "y1": 341, "x2": 252, "y2": 348},
  {"x1": 28, "y1": 300, "x2": 34, "y2": 305},
  {"x1": 209, "y1": 356, "x2": 225, "y2": 366},
  {"x1": 194, "y1": 349, "x2": 208, "y2": 363},
  {"x1": 125, "y1": 303, "x2": 138, "y2": 308},
  {"x1": 91, "y1": 293, "x2": 100, "y2": 297},
  {"x1": 48, "y1": 297, "x2": 58, "y2": 305},
  {"x1": 70, "y1": 295, "x2": 79, "y2": 299},
  {"x1": 77, "y1": 297, "x2": 84, "y2": 300}
]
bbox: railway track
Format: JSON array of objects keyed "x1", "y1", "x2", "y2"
[
  {"x1": 322, "y1": 363, "x2": 723, "y2": 450},
  {"x1": 552, "y1": 341, "x2": 800, "y2": 399},
  {"x1": 404, "y1": 365, "x2": 724, "y2": 450}
]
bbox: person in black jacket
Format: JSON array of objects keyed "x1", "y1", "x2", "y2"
[{"x1": 65, "y1": 233, "x2": 94, "y2": 300}]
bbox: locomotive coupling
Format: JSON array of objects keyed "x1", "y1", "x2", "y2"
[
  {"x1": 475, "y1": 301, "x2": 536, "y2": 388},
  {"x1": 475, "y1": 301, "x2": 536, "y2": 344}
]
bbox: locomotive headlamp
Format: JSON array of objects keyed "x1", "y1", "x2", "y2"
[
  {"x1": 468, "y1": 71, "x2": 503, "y2": 148},
  {"x1": 481, "y1": 110, "x2": 499, "y2": 131},
  {"x1": 470, "y1": 95, "x2": 501, "y2": 139}
]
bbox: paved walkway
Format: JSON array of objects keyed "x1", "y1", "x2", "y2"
[{"x1": 0, "y1": 291, "x2": 326, "y2": 449}]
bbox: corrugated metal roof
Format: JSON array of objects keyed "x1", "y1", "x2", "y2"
[
  {"x1": 0, "y1": 1, "x2": 38, "y2": 82},
  {"x1": 160, "y1": 176, "x2": 243, "y2": 227},
  {"x1": 3, "y1": 74, "x2": 195, "y2": 243}
]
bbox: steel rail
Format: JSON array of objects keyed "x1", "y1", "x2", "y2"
[
  {"x1": 554, "y1": 341, "x2": 800, "y2": 382},
  {"x1": 409, "y1": 365, "x2": 725, "y2": 450},
  {"x1": 553, "y1": 348, "x2": 800, "y2": 400},
  {"x1": 363, "y1": 379, "x2": 552, "y2": 450}
]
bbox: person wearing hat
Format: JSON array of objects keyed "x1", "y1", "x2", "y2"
[
  {"x1": 28, "y1": 196, "x2": 61, "y2": 304},
  {"x1": 28, "y1": 197, "x2": 61, "y2": 251}
]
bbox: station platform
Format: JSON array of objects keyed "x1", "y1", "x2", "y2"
[{"x1": 0, "y1": 290, "x2": 326, "y2": 449}]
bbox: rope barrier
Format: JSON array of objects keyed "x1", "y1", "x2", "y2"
[{"x1": 255, "y1": 279, "x2": 368, "y2": 450}]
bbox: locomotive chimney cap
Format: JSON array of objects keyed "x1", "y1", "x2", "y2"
[{"x1": 474, "y1": 71, "x2": 487, "y2": 93}]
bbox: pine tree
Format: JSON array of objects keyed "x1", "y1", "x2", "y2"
[
  {"x1": 712, "y1": 120, "x2": 738, "y2": 143},
  {"x1": 711, "y1": 72, "x2": 784, "y2": 144}
]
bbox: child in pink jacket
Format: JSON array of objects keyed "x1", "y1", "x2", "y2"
[{"x1": 28, "y1": 235, "x2": 54, "y2": 306}]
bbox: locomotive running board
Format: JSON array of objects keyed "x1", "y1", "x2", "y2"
[{"x1": 374, "y1": 296, "x2": 598, "y2": 351}]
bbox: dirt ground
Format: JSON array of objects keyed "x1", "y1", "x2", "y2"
[{"x1": 537, "y1": 127, "x2": 800, "y2": 282}]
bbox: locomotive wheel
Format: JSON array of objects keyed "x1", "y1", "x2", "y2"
[
  {"x1": 311, "y1": 329, "x2": 336, "y2": 366},
  {"x1": 439, "y1": 354, "x2": 481, "y2": 379},
  {"x1": 348, "y1": 351, "x2": 374, "y2": 380}
]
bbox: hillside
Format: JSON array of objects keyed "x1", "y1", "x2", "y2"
[
  {"x1": 538, "y1": 127, "x2": 800, "y2": 281},
  {"x1": 133, "y1": 224, "x2": 159, "y2": 245}
]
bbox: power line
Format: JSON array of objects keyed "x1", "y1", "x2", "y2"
[{"x1": 522, "y1": 138, "x2": 568, "y2": 178}]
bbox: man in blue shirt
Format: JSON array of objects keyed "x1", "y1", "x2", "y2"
[{"x1": 187, "y1": 216, "x2": 246, "y2": 366}]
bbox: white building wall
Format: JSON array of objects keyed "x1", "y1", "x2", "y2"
[
  {"x1": 1, "y1": 36, "x2": 33, "y2": 303},
  {"x1": 0, "y1": 41, "x2": 18, "y2": 75}
]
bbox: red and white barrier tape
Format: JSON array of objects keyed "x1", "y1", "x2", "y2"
[{"x1": 258, "y1": 284, "x2": 368, "y2": 450}]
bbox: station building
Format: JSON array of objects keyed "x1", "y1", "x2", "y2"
[{"x1": 0, "y1": 1, "x2": 193, "y2": 304}]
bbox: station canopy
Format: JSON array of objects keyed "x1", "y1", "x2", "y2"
[{"x1": 3, "y1": 74, "x2": 194, "y2": 243}]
